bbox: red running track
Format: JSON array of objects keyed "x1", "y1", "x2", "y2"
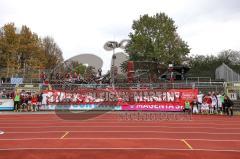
[{"x1": 0, "y1": 113, "x2": 240, "y2": 159}]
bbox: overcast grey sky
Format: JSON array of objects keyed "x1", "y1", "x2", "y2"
[{"x1": 1, "y1": 0, "x2": 240, "y2": 71}]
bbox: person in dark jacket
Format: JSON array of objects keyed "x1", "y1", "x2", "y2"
[{"x1": 223, "y1": 95, "x2": 233, "y2": 116}]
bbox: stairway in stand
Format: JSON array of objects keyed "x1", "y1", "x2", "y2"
[{"x1": 233, "y1": 100, "x2": 240, "y2": 114}]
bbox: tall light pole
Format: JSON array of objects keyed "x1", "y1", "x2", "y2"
[
  {"x1": 104, "y1": 41, "x2": 118, "y2": 89},
  {"x1": 103, "y1": 40, "x2": 130, "y2": 89}
]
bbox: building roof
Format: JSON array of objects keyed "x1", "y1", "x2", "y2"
[{"x1": 65, "y1": 54, "x2": 103, "y2": 72}]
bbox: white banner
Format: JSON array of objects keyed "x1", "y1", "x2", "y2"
[
  {"x1": 11, "y1": 78, "x2": 23, "y2": 84},
  {"x1": 0, "y1": 99, "x2": 14, "y2": 110}
]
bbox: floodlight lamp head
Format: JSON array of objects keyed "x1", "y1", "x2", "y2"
[
  {"x1": 119, "y1": 39, "x2": 130, "y2": 49},
  {"x1": 103, "y1": 41, "x2": 119, "y2": 51}
]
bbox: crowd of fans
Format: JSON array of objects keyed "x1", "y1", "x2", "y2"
[
  {"x1": 0, "y1": 89, "x2": 14, "y2": 99},
  {"x1": 40, "y1": 71, "x2": 81, "y2": 83},
  {"x1": 40, "y1": 71, "x2": 106, "y2": 85}
]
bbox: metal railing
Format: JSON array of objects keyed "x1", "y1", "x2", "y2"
[
  {"x1": 186, "y1": 77, "x2": 212, "y2": 83},
  {"x1": 0, "y1": 81, "x2": 226, "y2": 92}
]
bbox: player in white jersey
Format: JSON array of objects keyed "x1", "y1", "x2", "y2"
[
  {"x1": 197, "y1": 92, "x2": 204, "y2": 113},
  {"x1": 216, "y1": 93, "x2": 223, "y2": 114},
  {"x1": 211, "y1": 92, "x2": 218, "y2": 114}
]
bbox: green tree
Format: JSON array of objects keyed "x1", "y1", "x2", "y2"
[
  {"x1": 83, "y1": 66, "x2": 96, "y2": 82},
  {"x1": 127, "y1": 13, "x2": 190, "y2": 65},
  {"x1": 187, "y1": 55, "x2": 220, "y2": 79},
  {"x1": 65, "y1": 61, "x2": 87, "y2": 75},
  {"x1": 0, "y1": 23, "x2": 19, "y2": 76},
  {"x1": 18, "y1": 25, "x2": 46, "y2": 73},
  {"x1": 42, "y1": 36, "x2": 63, "y2": 70},
  {"x1": 218, "y1": 49, "x2": 240, "y2": 65},
  {"x1": 63, "y1": 61, "x2": 96, "y2": 82},
  {"x1": 0, "y1": 23, "x2": 64, "y2": 79},
  {"x1": 74, "y1": 63, "x2": 87, "y2": 75},
  {"x1": 217, "y1": 50, "x2": 240, "y2": 75},
  {"x1": 187, "y1": 50, "x2": 240, "y2": 80}
]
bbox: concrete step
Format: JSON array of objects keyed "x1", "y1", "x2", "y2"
[{"x1": 233, "y1": 101, "x2": 240, "y2": 111}]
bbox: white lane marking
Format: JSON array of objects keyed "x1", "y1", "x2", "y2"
[
  {"x1": 0, "y1": 137, "x2": 240, "y2": 142},
  {"x1": 0, "y1": 121, "x2": 240, "y2": 126},
  {"x1": 1, "y1": 125, "x2": 240, "y2": 130},
  {"x1": 60, "y1": 131, "x2": 69, "y2": 139},
  {"x1": 0, "y1": 118, "x2": 240, "y2": 122},
  {"x1": 3, "y1": 130, "x2": 240, "y2": 135},
  {"x1": 0, "y1": 147, "x2": 240, "y2": 152}
]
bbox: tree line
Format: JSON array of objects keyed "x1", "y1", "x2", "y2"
[
  {"x1": 123, "y1": 13, "x2": 240, "y2": 80},
  {"x1": 1, "y1": 13, "x2": 240, "y2": 82},
  {"x1": 187, "y1": 50, "x2": 240, "y2": 79},
  {"x1": 0, "y1": 23, "x2": 63, "y2": 78}
]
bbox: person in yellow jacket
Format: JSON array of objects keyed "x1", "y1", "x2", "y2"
[
  {"x1": 184, "y1": 99, "x2": 192, "y2": 115},
  {"x1": 14, "y1": 93, "x2": 21, "y2": 111}
]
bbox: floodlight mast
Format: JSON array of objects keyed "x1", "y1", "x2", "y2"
[{"x1": 103, "y1": 40, "x2": 130, "y2": 89}]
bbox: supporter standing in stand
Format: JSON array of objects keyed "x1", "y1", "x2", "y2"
[
  {"x1": 73, "y1": 72, "x2": 78, "y2": 83},
  {"x1": 40, "y1": 72, "x2": 47, "y2": 83},
  {"x1": 55, "y1": 73, "x2": 60, "y2": 83}
]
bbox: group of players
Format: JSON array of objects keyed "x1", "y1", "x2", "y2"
[{"x1": 189, "y1": 92, "x2": 234, "y2": 116}]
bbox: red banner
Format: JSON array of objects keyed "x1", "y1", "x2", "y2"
[{"x1": 41, "y1": 88, "x2": 198, "y2": 111}]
